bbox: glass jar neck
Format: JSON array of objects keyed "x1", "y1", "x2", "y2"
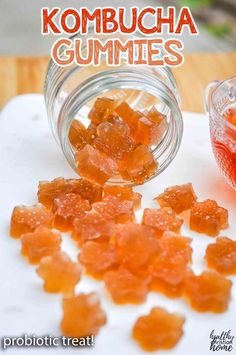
[{"x1": 55, "y1": 68, "x2": 183, "y2": 184}]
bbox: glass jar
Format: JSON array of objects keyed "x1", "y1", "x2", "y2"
[
  {"x1": 44, "y1": 30, "x2": 183, "y2": 185},
  {"x1": 205, "y1": 76, "x2": 236, "y2": 190}
]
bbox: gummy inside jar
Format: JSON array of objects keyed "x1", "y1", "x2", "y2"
[{"x1": 68, "y1": 91, "x2": 169, "y2": 186}]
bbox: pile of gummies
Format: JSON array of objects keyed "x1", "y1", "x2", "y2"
[
  {"x1": 70, "y1": 97, "x2": 168, "y2": 185},
  {"x1": 9, "y1": 99, "x2": 235, "y2": 352}
]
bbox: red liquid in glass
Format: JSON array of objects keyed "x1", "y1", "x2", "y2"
[{"x1": 210, "y1": 108, "x2": 236, "y2": 189}]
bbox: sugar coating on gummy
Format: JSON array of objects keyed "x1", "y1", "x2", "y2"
[
  {"x1": 142, "y1": 207, "x2": 183, "y2": 238},
  {"x1": 92, "y1": 195, "x2": 135, "y2": 223},
  {"x1": 52, "y1": 193, "x2": 91, "y2": 231},
  {"x1": 155, "y1": 183, "x2": 197, "y2": 213},
  {"x1": 190, "y1": 199, "x2": 228, "y2": 237},
  {"x1": 38, "y1": 177, "x2": 102, "y2": 207},
  {"x1": 103, "y1": 185, "x2": 142, "y2": 209},
  {"x1": 10, "y1": 203, "x2": 54, "y2": 238},
  {"x1": 72, "y1": 211, "x2": 115, "y2": 245}
]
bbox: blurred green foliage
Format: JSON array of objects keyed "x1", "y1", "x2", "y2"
[
  {"x1": 204, "y1": 23, "x2": 231, "y2": 37},
  {"x1": 179, "y1": 0, "x2": 213, "y2": 10}
]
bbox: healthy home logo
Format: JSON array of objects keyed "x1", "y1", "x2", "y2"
[{"x1": 210, "y1": 330, "x2": 234, "y2": 352}]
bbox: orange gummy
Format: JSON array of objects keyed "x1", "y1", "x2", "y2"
[
  {"x1": 92, "y1": 195, "x2": 135, "y2": 223},
  {"x1": 76, "y1": 144, "x2": 117, "y2": 185},
  {"x1": 52, "y1": 193, "x2": 91, "y2": 231},
  {"x1": 205, "y1": 237, "x2": 236, "y2": 275},
  {"x1": 36, "y1": 251, "x2": 82, "y2": 295},
  {"x1": 184, "y1": 271, "x2": 232, "y2": 313},
  {"x1": 93, "y1": 120, "x2": 134, "y2": 160},
  {"x1": 112, "y1": 223, "x2": 159, "y2": 272},
  {"x1": 10, "y1": 203, "x2": 54, "y2": 238},
  {"x1": 118, "y1": 145, "x2": 157, "y2": 184},
  {"x1": 88, "y1": 97, "x2": 116, "y2": 125},
  {"x1": 132, "y1": 307, "x2": 185, "y2": 351},
  {"x1": 72, "y1": 211, "x2": 115, "y2": 245},
  {"x1": 150, "y1": 234, "x2": 192, "y2": 297},
  {"x1": 134, "y1": 107, "x2": 168, "y2": 146},
  {"x1": 61, "y1": 293, "x2": 107, "y2": 337},
  {"x1": 142, "y1": 207, "x2": 183, "y2": 238},
  {"x1": 38, "y1": 177, "x2": 102, "y2": 208},
  {"x1": 104, "y1": 267, "x2": 150, "y2": 304},
  {"x1": 146, "y1": 106, "x2": 168, "y2": 125},
  {"x1": 155, "y1": 183, "x2": 197, "y2": 213},
  {"x1": 115, "y1": 101, "x2": 141, "y2": 136},
  {"x1": 79, "y1": 241, "x2": 118, "y2": 279},
  {"x1": 103, "y1": 185, "x2": 142, "y2": 209},
  {"x1": 190, "y1": 199, "x2": 228, "y2": 237},
  {"x1": 21, "y1": 226, "x2": 61, "y2": 264},
  {"x1": 86, "y1": 123, "x2": 98, "y2": 144},
  {"x1": 225, "y1": 107, "x2": 236, "y2": 126},
  {"x1": 68, "y1": 120, "x2": 88, "y2": 150}
]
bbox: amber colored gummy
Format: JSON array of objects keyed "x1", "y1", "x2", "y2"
[
  {"x1": 142, "y1": 207, "x2": 183, "y2": 238},
  {"x1": 115, "y1": 101, "x2": 141, "y2": 136},
  {"x1": 79, "y1": 241, "x2": 118, "y2": 279},
  {"x1": 184, "y1": 271, "x2": 232, "y2": 313},
  {"x1": 104, "y1": 267, "x2": 150, "y2": 304},
  {"x1": 68, "y1": 120, "x2": 88, "y2": 150},
  {"x1": 132, "y1": 307, "x2": 185, "y2": 352},
  {"x1": 61, "y1": 293, "x2": 107, "y2": 338},
  {"x1": 155, "y1": 183, "x2": 197, "y2": 213},
  {"x1": 36, "y1": 251, "x2": 82, "y2": 295},
  {"x1": 92, "y1": 195, "x2": 135, "y2": 223},
  {"x1": 103, "y1": 185, "x2": 142, "y2": 209},
  {"x1": 38, "y1": 177, "x2": 102, "y2": 208},
  {"x1": 93, "y1": 120, "x2": 134, "y2": 161},
  {"x1": 149, "y1": 233, "x2": 192, "y2": 297},
  {"x1": 205, "y1": 237, "x2": 236, "y2": 275},
  {"x1": 21, "y1": 226, "x2": 61, "y2": 264},
  {"x1": 118, "y1": 145, "x2": 157, "y2": 184},
  {"x1": 72, "y1": 211, "x2": 115, "y2": 245},
  {"x1": 88, "y1": 97, "x2": 116, "y2": 125},
  {"x1": 76, "y1": 144, "x2": 118, "y2": 185},
  {"x1": 112, "y1": 223, "x2": 159, "y2": 272},
  {"x1": 10, "y1": 203, "x2": 54, "y2": 238},
  {"x1": 134, "y1": 107, "x2": 168, "y2": 146},
  {"x1": 190, "y1": 199, "x2": 228, "y2": 237},
  {"x1": 52, "y1": 193, "x2": 91, "y2": 231}
]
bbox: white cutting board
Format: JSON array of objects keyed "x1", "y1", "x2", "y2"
[{"x1": 0, "y1": 95, "x2": 235, "y2": 355}]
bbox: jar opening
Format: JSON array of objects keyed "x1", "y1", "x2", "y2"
[{"x1": 56, "y1": 68, "x2": 183, "y2": 185}]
